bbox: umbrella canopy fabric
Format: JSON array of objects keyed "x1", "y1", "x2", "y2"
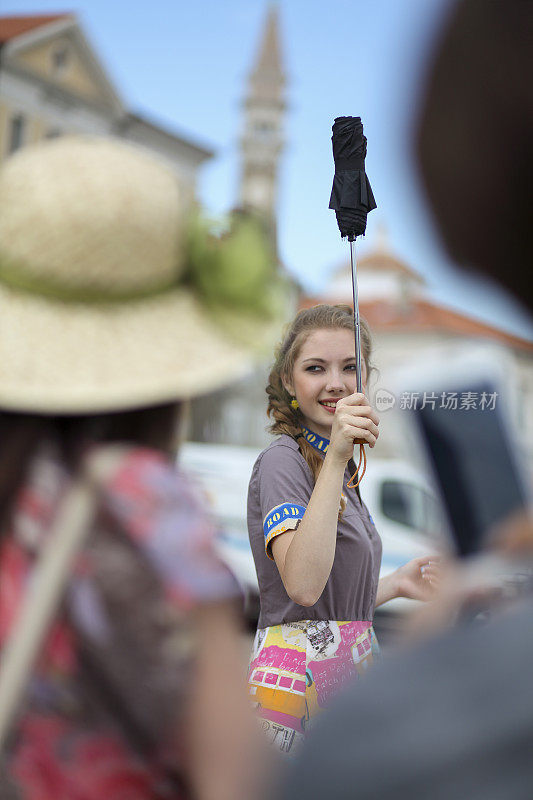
[{"x1": 329, "y1": 116, "x2": 377, "y2": 240}]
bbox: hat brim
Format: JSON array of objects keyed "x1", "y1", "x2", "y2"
[{"x1": 0, "y1": 282, "x2": 274, "y2": 414}]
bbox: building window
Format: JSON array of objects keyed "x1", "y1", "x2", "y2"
[
  {"x1": 8, "y1": 113, "x2": 25, "y2": 154},
  {"x1": 51, "y1": 45, "x2": 69, "y2": 75}
]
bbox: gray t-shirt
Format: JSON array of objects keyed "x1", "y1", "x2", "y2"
[{"x1": 247, "y1": 434, "x2": 382, "y2": 629}]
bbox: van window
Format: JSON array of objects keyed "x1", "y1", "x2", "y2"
[
  {"x1": 381, "y1": 480, "x2": 411, "y2": 527},
  {"x1": 380, "y1": 480, "x2": 441, "y2": 535}
]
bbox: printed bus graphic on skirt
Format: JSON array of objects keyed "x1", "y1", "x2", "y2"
[{"x1": 249, "y1": 668, "x2": 306, "y2": 697}]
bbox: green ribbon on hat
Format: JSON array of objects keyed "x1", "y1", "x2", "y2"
[{"x1": 184, "y1": 212, "x2": 284, "y2": 318}]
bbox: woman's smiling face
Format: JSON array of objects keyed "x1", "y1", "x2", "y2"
[{"x1": 284, "y1": 327, "x2": 367, "y2": 439}]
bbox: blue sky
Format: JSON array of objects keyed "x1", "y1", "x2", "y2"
[{"x1": 3, "y1": 0, "x2": 532, "y2": 339}]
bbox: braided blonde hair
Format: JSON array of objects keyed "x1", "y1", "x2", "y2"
[{"x1": 266, "y1": 304, "x2": 373, "y2": 508}]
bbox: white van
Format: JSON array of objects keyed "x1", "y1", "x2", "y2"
[{"x1": 179, "y1": 442, "x2": 442, "y2": 633}]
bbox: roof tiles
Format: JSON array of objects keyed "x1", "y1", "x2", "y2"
[{"x1": 0, "y1": 14, "x2": 71, "y2": 43}]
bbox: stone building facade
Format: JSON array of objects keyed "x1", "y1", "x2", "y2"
[{"x1": 0, "y1": 13, "x2": 213, "y2": 194}]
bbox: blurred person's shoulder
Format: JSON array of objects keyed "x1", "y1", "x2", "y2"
[
  {"x1": 100, "y1": 446, "x2": 241, "y2": 602},
  {"x1": 105, "y1": 446, "x2": 201, "y2": 498},
  {"x1": 103, "y1": 446, "x2": 214, "y2": 535}
]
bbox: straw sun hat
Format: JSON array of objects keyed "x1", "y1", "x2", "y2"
[{"x1": 0, "y1": 136, "x2": 283, "y2": 414}]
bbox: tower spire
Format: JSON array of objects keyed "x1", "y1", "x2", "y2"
[
  {"x1": 251, "y1": 4, "x2": 284, "y2": 94},
  {"x1": 238, "y1": 4, "x2": 286, "y2": 247}
]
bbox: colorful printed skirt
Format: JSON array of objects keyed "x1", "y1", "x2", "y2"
[{"x1": 248, "y1": 620, "x2": 379, "y2": 756}]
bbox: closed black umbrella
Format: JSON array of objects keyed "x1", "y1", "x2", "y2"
[
  {"x1": 329, "y1": 116, "x2": 377, "y2": 487},
  {"x1": 329, "y1": 116, "x2": 377, "y2": 240}
]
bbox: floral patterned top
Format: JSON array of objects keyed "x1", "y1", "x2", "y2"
[{"x1": 0, "y1": 446, "x2": 239, "y2": 800}]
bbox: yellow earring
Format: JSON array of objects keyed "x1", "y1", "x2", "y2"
[{"x1": 290, "y1": 398, "x2": 299, "y2": 410}]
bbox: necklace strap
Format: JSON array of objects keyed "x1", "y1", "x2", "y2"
[{"x1": 301, "y1": 426, "x2": 329, "y2": 454}]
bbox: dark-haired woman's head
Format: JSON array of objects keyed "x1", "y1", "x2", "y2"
[{"x1": 416, "y1": 0, "x2": 533, "y2": 311}]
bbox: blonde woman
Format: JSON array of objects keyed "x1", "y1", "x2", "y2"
[{"x1": 247, "y1": 305, "x2": 437, "y2": 755}]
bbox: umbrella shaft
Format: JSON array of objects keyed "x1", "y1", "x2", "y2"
[{"x1": 350, "y1": 239, "x2": 363, "y2": 394}]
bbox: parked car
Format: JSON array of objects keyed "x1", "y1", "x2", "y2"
[{"x1": 179, "y1": 442, "x2": 442, "y2": 634}]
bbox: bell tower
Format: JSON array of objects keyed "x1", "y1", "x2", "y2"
[{"x1": 239, "y1": 4, "x2": 286, "y2": 246}]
